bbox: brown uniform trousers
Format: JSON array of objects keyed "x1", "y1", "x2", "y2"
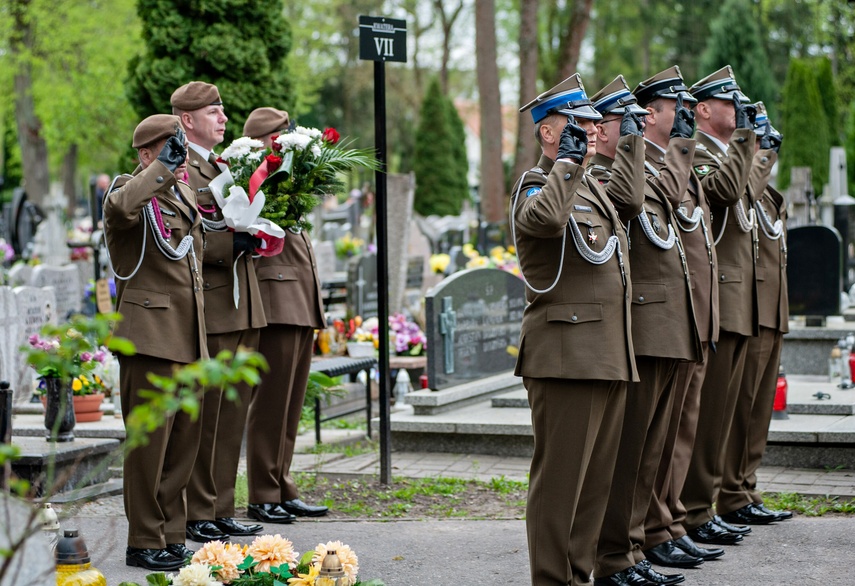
[
  {"x1": 589, "y1": 139, "x2": 700, "y2": 576},
  {"x1": 184, "y1": 150, "x2": 267, "y2": 521},
  {"x1": 246, "y1": 230, "x2": 326, "y2": 503},
  {"x1": 104, "y1": 162, "x2": 207, "y2": 548},
  {"x1": 512, "y1": 136, "x2": 643, "y2": 586},
  {"x1": 718, "y1": 179, "x2": 788, "y2": 514},
  {"x1": 682, "y1": 129, "x2": 764, "y2": 529}
]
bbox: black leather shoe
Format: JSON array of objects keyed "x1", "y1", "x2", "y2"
[
  {"x1": 247, "y1": 503, "x2": 296, "y2": 524},
  {"x1": 673, "y1": 535, "x2": 724, "y2": 561},
  {"x1": 720, "y1": 503, "x2": 778, "y2": 525},
  {"x1": 755, "y1": 502, "x2": 793, "y2": 521},
  {"x1": 213, "y1": 517, "x2": 263, "y2": 536},
  {"x1": 166, "y1": 543, "x2": 195, "y2": 561},
  {"x1": 594, "y1": 567, "x2": 654, "y2": 586},
  {"x1": 687, "y1": 521, "x2": 743, "y2": 545},
  {"x1": 643, "y1": 540, "x2": 703, "y2": 569},
  {"x1": 126, "y1": 547, "x2": 185, "y2": 571},
  {"x1": 281, "y1": 498, "x2": 329, "y2": 517},
  {"x1": 634, "y1": 560, "x2": 685, "y2": 585},
  {"x1": 712, "y1": 514, "x2": 751, "y2": 535},
  {"x1": 186, "y1": 520, "x2": 228, "y2": 542}
]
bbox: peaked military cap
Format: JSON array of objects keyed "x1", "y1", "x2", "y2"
[
  {"x1": 132, "y1": 114, "x2": 183, "y2": 149},
  {"x1": 520, "y1": 73, "x2": 602, "y2": 123},
  {"x1": 689, "y1": 65, "x2": 750, "y2": 103},
  {"x1": 170, "y1": 81, "x2": 223, "y2": 111},
  {"x1": 632, "y1": 66, "x2": 697, "y2": 108},
  {"x1": 243, "y1": 107, "x2": 290, "y2": 138},
  {"x1": 752, "y1": 101, "x2": 768, "y2": 135},
  {"x1": 591, "y1": 75, "x2": 649, "y2": 117}
]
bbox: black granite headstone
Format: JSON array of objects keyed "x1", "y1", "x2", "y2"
[
  {"x1": 346, "y1": 252, "x2": 378, "y2": 318},
  {"x1": 425, "y1": 268, "x2": 525, "y2": 390},
  {"x1": 787, "y1": 225, "x2": 842, "y2": 318},
  {"x1": 406, "y1": 256, "x2": 424, "y2": 290}
]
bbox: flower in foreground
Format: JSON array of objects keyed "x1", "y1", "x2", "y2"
[
  {"x1": 313, "y1": 541, "x2": 359, "y2": 583},
  {"x1": 247, "y1": 533, "x2": 297, "y2": 573},
  {"x1": 170, "y1": 563, "x2": 222, "y2": 586},
  {"x1": 286, "y1": 561, "x2": 320, "y2": 586},
  {"x1": 192, "y1": 540, "x2": 244, "y2": 583}
]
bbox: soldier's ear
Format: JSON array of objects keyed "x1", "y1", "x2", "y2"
[
  {"x1": 539, "y1": 123, "x2": 554, "y2": 145},
  {"x1": 694, "y1": 101, "x2": 711, "y2": 120}
]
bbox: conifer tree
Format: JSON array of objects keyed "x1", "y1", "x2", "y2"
[
  {"x1": 414, "y1": 79, "x2": 467, "y2": 217},
  {"x1": 127, "y1": 0, "x2": 292, "y2": 143},
  {"x1": 815, "y1": 57, "x2": 841, "y2": 146},
  {"x1": 445, "y1": 98, "x2": 471, "y2": 207},
  {"x1": 778, "y1": 59, "x2": 830, "y2": 195},
  {"x1": 699, "y1": 0, "x2": 777, "y2": 111}
]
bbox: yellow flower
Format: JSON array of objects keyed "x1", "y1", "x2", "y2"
[
  {"x1": 72, "y1": 378, "x2": 83, "y2": 392},
  {"x1": 192, "y1": 540, "x2": 244, "y2": 583},
  {"x1": 466, "y1": 256, "x2": 489, "y2": 269},
  {"x1": 313, "y1": 542, "x2": 359, "y2": 583},
  {"x1": 429, "y1": 253, "x2": 450, "y2": 274},
  {"x1": 506, "y1": 245, "x2": 515, "y2": 254},
  {"x1": 286, "y1": 562, "x2": 319, "y2": 586},
  {"x1": 462, "y1": 243, "x2": 478, "y2": 258},
  {"x1": 79, "y1": 374, "x2": 90, "y2": 385},
  {"x1": 489, "y1": 245, "x2": 506, "y2": 258},
  {"x1": 247, "y1": 534, "x2": 297, "y2": 573}
]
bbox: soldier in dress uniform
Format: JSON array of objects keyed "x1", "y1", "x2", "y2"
[
  {"x1": 104, "y1": 114, "x2": 206, "y2": 570},
  {"x1": 512, "y1": 73, "x2": 644, "y2": 586},
  {"x1": 171, "y1": 81, "x2": 267, "y2": 542},
  {"x1": 241, "y1": 108, "x2": 330, "y2": 523},
  {"x1": 631, "y1": 66, "x2": 728, "y2": 569},
  {"x1": 588, "y1": 75, "x2": 701, "y2": 586},
  {"x1": 716, "y1": 104, "x2": 793, "y2": 525},
  {"x1": 680, "y1": 65, "x2": 775, "y2": 543}
]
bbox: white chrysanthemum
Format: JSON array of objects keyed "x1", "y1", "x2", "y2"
[
  {"x1": 295, "y1": 126, "x2": 322, "y2": 139},
  {"x1": 274, "y1": 132, "x2": 313, "y2": 152},
  {"x1": 220, "y1": 137, "x2": 264, "y2": 160},
  {"x1": 310, "y1": 144, "x2": 322, "y2": 158},
  {"x1": 247, "y1": 150, "x2": 264, "y2": 162},
  {"x1": 313, "y1": 541, "x2": 359, "y2": 583},
  {"x1": 170, "y1": 563, "x2": 222, "y2": 586}
]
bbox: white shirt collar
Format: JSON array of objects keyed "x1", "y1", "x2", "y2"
[
  {"x1": 697, "y1": 130, "x2": 728, "y2": 154},
  {"x1": 188, "y1": 142, "x2": 213, "y2": 161},
  {"x1": 644, "y1": 138, "x2": 666, "y2": 155}
]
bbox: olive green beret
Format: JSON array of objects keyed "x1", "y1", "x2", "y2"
[
  {"x1": 243, "y1": 107, "x2": 290, "y2": 138},
  {"x1": 132, "y1": 114, "x2": 183, "y2": 149},
  {"x1": 170, "y1": 81, "x2": 223, "y2": 111}
]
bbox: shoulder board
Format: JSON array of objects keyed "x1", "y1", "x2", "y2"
[
  {"x1": 529, "y1": 166, "x2": 547, "y2": 175},
  {"x1": 109, "y1": 173, "x2": 134, "y2": 192},
  {"x1": 695, "y1": 142, "x2": 709, "y2": 152}
]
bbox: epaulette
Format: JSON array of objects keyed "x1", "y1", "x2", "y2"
[{"x1": 529, "y1": 166, "x2": 547, "y2": 176}]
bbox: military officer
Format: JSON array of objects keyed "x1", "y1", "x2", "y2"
[
  {"x1": 241, "y1": 108, "x2": 329, "y2": 523},
  {"x1": 588, "y1": 76, "x2": 700, "y2": 586},
  {"x1": 512, "y1": 73, "x2": 644, "y2": 586},
  {"x1": 681, "y1": 66, "x2": 768, "y2": 544},
  {"x1": 631, "y1": 66, "x2": 728, "y2": 568},
  {"x1": 171, "y1": 81, "x2": 267, "y2": 542},
  {"x1": 717, "y1": 104, "x2": 793, "y2": 525},
  {"x1": 104, "y1": 114, "x2": 206, "y2": 570}
]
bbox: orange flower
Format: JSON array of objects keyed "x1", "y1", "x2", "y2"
[{"x1": 247, "y1": 534, "x2": 297, "y2": 573}]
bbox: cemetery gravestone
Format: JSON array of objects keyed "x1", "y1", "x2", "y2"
[
  {"x1": 0, "y1": 288, "x2": 18, "y2": 393},
  {"x1": 7, "y1": 264, "x2": 32, "y2": 287},
  {"x1": 13, "y1": 286, "x2": 57, "y2": 404},
  {"x1": 387, "y1": 173, "x2": 416, "y2": 314},
  {"x1": 787, "y1": 225, "x2": 841, "y2": 321},
  {"x1": 313, "y1": 240, "x2": 337, "y2": 282},
  {"x1": 31, "y1": 264, "x2": 82, "y2": 321},
  {"x1": 425, "y1": 267, "x2": 525, "y2": 390},
  {"x1": 346, "y1": 252, "x2": 379, "y2": 319}
]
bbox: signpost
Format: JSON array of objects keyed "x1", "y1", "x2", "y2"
[{"x1": 359, "y1": 15, "x2": 406, "y2": 484}]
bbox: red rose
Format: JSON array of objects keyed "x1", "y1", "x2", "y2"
[
  {"x1": 322, "y1": 127, "x2": 340, "y2": 144},
  {"x1": 266, "y1": 154, "x2": 283, "y2": 170},
  {"x1": 270, "y1": 134, "x2": 282, "y2": 152}
]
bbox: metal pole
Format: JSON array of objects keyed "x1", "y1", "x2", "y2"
[
  {"x1": 0, "y1": 381, "x2": 13, "y2": 489},
  {"x1": 374, "y1": 60, "x2": 392, "y2": 484}
]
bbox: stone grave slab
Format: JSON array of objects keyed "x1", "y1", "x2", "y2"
[
  {"x1": 13, "y1": 286, "x2": 57, "y2": 404},
  {"x1": 31, "y1": 264, "x2": 82, "y2": 321},
  {"x1": 787, "y1": 225, "x2": 841, "y2": 318},
  {"x1": 425, "y1": 267, "x2": 525, "y2": 390},
  {"x1": 7, "y1": 263, "x2": 32, "y2": 287},
  {"x1": 387, "y1": 173, "x2": 415, "y2": 314},
  {"x1": 346, "y1": 252, "x2": 378, "y2": 318},
  {"x1": 0, "y1": 287, "x2": 19, "y2": 392},
  {"x1": 0, "y1": 493, "x2": 55, "y2": 585}
]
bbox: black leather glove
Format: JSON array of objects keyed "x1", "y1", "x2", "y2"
[
  {"x1": 733, "y1": 94, "x2": 756, "y2": 130},
  {"x1": 760, "y1": 123, "x2": 783, "y2": 153},
  {"x1": 157, "y1": 131, "x2": 187, "y2": 172},
  {"x1": 670, "y1": 94, "x2": 696, "y2": 139},
  {"x1": 556, "y1": 116, "x2": 588, "y2": 164},
  {"x1": 233, "y1": 232, "x2": 262, "y2": 255},
  {"x1": 620, "y1": 110, "x2": 644, "y2": 137}
]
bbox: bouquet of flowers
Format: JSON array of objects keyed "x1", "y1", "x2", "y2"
[
  {"x1": 210, "y1": 127, "x2": 380, "y2": 257},
  {"x1": 361, "y1": 313, "x2": 427, "y2": 357}
]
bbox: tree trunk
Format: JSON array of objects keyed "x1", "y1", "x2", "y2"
[
  {"x1": 11, "y1": 0, "x2": 51, "y2": 208},
  {"x1": 512, "y1": 0, "x2": 540, "y2": 186},
  {"x1": 475, "y1": 0, "x2": 505, "y2": 224},
  {"x1": 62, "y1": 144, "x2": 78, "y2": 218},
  {"x1": 434, "y1": 0, "x2": 465, "y2": 95},
  {"x1": 556, "y1": 0, "x2": 594, "y2": 82}
]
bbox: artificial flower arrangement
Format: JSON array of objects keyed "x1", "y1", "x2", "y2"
[
  {"x1": 463, "y1": 244, "x2": 521, "y2": 278},
  {"x1": 334, "y1": 232, "x2": 364, "y2": 260},
  {"x1": 210, "y1": 127, "x2": 380, "y2": 257},
  {"x1": 132, "y1": 536, "x2": 383, "y2": 586},
  {"x1": 360, "y1": 313, "x2": 427, "y2": 357},
  {"x1": 27, "y1": 333, "x2": 110, "y2": 396}
]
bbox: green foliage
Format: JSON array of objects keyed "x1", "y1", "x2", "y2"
[
  {"x1": 445, "y1": 97, "x2": 471, "y2": 203},
  {"x1": 778, "y1": 58, "x2": 831, "y2": 194},
  {"x1": 846, "y1": 99, "x2": 855, "y2": 195},
  {"x1": 814, "y1": 57, "x2": 841, "y2": 145},
  {"x1": 127, "y1": 0, "x2": 293, "y2": 144},
  {"x1": 414, "y1": 78, "x2": 468, "y2": 217},
  {"x1": 699, "y1": 0, "x2": 777, "y2": 111}
]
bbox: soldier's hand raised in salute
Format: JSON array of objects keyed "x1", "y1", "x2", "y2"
[
  {"x1": 733, "y1": 94, "x2": 756, "y2": 130},
  {"x1": 157, "y1": 132, "x2": 187, "y2": 172},
  {"x1": 556, "y1": 115, "x2": 588, "y2": 164},
  {"x1": 670, "y1": 94, "x2": 696, "y2": 139},
  {"x1": 760, "y1": 123, "x2": 783, "y2": 153},
  {"x1": 620, "y1": 110, "x2": 644, "y2": 137}
]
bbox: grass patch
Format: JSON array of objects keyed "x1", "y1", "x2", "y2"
[
  {"x1": 304, "y1": 438, "x2": 377, "y2": 457},
  {"x1": 762, "y1": 492, "x2": 855, "y2": 516}
]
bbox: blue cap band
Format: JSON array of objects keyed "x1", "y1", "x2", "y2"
[{"x1": 531, "y1": 87, "x2": 589, "y2": 123}]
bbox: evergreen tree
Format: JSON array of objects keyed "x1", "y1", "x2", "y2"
[
  {"x1": 414, "y1": 79, "x2": 466, "y2": 217},
  {"x1": 778, "y1": 58, "x2": 830, "y2": 195},
  {"x1": 445, "y1": 97, "x2": 470, "y2": 205},
  {"x1": 846, "y1": 99, "x2": 855, "y2": 196},
  {"x1": 127, "y1": 0, "x2": 292, "y2": 143},
  {"x1": 814, "y1": 57, "x2": 841, "y2": 146},
  {"x1": 699, "y1": 0, "x2": 777, "y2": 113}
]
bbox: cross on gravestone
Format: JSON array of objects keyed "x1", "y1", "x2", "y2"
[
  {"x1": 439, "y1": 296, "x2": 457, "y2": 373},
  {"x1": 346, "y1": 253, "x2": 379, "y2": 318},
  {"x1": 30, "y1": 264, "x2": 82, "y2": 321},
  {"x1": 13, "y1": 286, "x2": 57, "y2": 404}
]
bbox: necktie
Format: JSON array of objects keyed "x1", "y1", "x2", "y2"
[{"x1": 208, "y1": 152, "x2": 219, "y2": 167}]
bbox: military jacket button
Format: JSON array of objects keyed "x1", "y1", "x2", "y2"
[
  {"x1": 720, "y1": 274, "x2": 726, "y2": 281},
  {"x1": 564, "y1": 173, "x2": 572, "y2": 180},
  {"x1": 204, "y1": 282, "x2": 211, "y2": 289},
  {"x1": 156, "y1": 176, "x2": 164, "y2": 183},
  {"x1": 143, "y1": 299, "x2": 150, "y2": 306},
  {"x1": 736, "y1": 137, "x2": 745, "y2": 143},
  {"x1": 681, "y1": 147, "x2": 689, "y2": 154},
  {"x1": 571, "y1": 315, "x2": 578, "y2": 322},
  {"x1": 277, "y1": 273, "x2": 283, "y2": 279},
  {"x1": 761, "y1": 157, "x2": 769, "y2": 163},
  {"x1": 623, "y1": 144, "x2": 631, "y2": 152},
  {"x1": 217, "y1": 259, "x2": 224, "y2": 264},
  {"x1": 638, "y1": 296, "x2": 645, "y2": 302}
]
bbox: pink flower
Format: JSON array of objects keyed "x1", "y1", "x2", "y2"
[{"x1": 79, "y1": 352, "x2": 92, "y2": 363}]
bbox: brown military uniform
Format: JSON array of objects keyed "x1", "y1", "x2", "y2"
[
  {"x1": 718, "y1": 153, "x2": 787, "y2": 515},
  {"x1": 514, "y1": 134, "x2": 643, "y2": 585},
  {"x1": 681, "y1": 128, "x2": 758, "y2": 530},
  {"x1": 589, "y1": 137, "x2": 701, "y2": 576},
  {"x1": 185, "y1": 150, "x2": 267, "y2": 521},
  {"x1": 104, "y1": 161, "x2": 207, "y2": 548},
  {"x1": 246, "y1": 229, "x2": 326, "y2": 504}
]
